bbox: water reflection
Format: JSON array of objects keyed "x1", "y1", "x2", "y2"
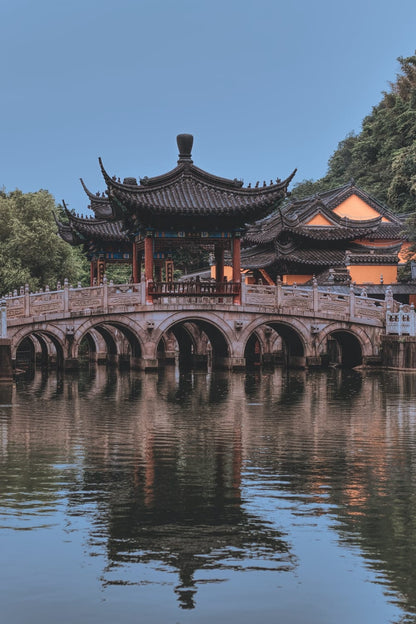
[
  {"x1": 1, "y1": 367, "x2": 416, "y2": 621},
  {"x1": 65, "y1": 369, "x2": 294, "y2": 609}
]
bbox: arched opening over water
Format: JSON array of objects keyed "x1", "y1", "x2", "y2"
[
  {"x1": 76, "y1": 321, "x2": 143, "y2": 369},
  {"x1": 15, "y1": 336, "x2": 36, "y2": 370},
  {"x1": 245, "y1": 322, "x2": 306, "y2": 369},
  {"x1": 15, "y1": 330, "x2": 65, "y2": 370},
  {"x1": 164, "y1": 323, "x2": 196, "y2": 369},
  {"x1": 88, "y1": 325, "x2": 118, "y2": 365},
  {"x1": 326, "y1": 330, "x2": 363, "y2": 368},
  {"x1": 78, "y1": 331, "x2": 99, "y2": 365},
  {"x1": 162, "y1": 318, "x2": 230, "y2": 370},
  {"x1": 244, "y1": 332, "x2": 262, "y2": 368}
]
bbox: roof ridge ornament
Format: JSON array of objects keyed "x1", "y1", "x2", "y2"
[{"x1": 177, "y1": 133, "x2": 194, "y2": 164}]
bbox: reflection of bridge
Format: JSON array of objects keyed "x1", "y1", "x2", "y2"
[{"x1": 5, "y1": 279, "x2": 394, "y2": 371}]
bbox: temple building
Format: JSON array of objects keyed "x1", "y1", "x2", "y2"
[
  {"x1": 56, "y1": 134, "x2": 295, "y2": 303},
  {"x1": 56, "y1": 137, "x2": 410, "y2": 302},
  {"x1": 241, "y1": 181, "x2": 407, "y2": 289}
]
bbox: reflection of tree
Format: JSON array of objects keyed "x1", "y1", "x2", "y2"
[{"x1": 242, "y1": 369, "x2": 416, "y2": 618}]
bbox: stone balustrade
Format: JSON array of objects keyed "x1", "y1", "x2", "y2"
[
  {"x1": 386, "y1": 304, "x2": 416, "y2": 336},
  {"x1": 3, "y1": 279, "x2": 397, "y2": 328}
]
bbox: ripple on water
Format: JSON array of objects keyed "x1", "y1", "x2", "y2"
[{"x1": 0, "y1": 369, "x2": 414, "y2": 623}]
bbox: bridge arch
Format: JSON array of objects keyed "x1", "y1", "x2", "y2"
[
  {"x1": 78, "y1": 329, "x2": 100, "y2": 362},
  {"x1": 317, "y1": 323, "x2": 373, "y2": 368},
  {"x1": 240, "y1": 317, "x2": 310, "y2": 368},
  {"x1": 164, "y1": 322, "x2": 203, "y2": 369},
  {"x1": 11, "y1": 325, "x2": 67, "y2": 369},
  {"x1": 153, "y1": 312, "x2": 232, "y2": 368},
  {"x1": 73, "y1": 317, "x2": 145, "y2": 367},
  {"x1": 15, "y1": 335, "x2": 37, "y2": 369}
]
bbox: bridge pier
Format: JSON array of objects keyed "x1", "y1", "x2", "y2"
[
  {"x1": 213, "y1": 356, "x2": 246, "y2": 370},
  {"x1": 130, "y1": 356, "x2": 143, "y2": 370},
  {"x1": 96, "y1": 351, "x2": 108, "y2": 364},
  {"x1": 160, "y1": 350, "x2": 176, "y2": 365},
  {"x1": 287, "y1": 355, "x2": 306, "y2": 369},
  {"x1": 190, "y1": 354, "x2": 208, "y2": 370},
  {"x1": 306, "y1": 355, "x2": 328, "y2": 368},
  {"x1": 380, "y1": 335, "x2": 416, "y2": 369},
  {"x1": 0, "y1": 339, "x2": 13, "y2": 382},
  {"x1": 118, "y1": 354, "x2": 131, "y2": 369},
  {"x1": 140, "y1": 357, "x2": 159, "y2": 370},
  {"x1": 64, "y1": 357, "x2": 80, "y2": 371}
]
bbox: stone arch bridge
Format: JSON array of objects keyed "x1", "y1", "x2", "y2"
[{"x1": 5, "y1": 280, "x2": 393, "y2": 371}]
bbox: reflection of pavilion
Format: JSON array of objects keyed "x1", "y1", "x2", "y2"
[{"x1": 70, "y1": 369, "x2": 294, "y2": 609}]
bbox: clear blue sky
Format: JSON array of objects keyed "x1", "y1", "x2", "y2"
[{"x1": 1, "y1": 0, "x2": 415, "y2": 214}]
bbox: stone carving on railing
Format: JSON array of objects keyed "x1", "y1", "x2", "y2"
[
  {"x1": 386, "y1": 304, "x2": 416, "y2": 336},
  {"x1": 245, "y1": 284, "x2": 276, "y2": 306},
  {"x1": 78, "y1": 286, "x2": 100, "y2": 308},
  {"x1": 317, "y1": 292, "x2": 349, "y2": 314},
  {"x1": 5, "y1": 296, "x2": 25, "y2": 318},
  {"x1": 108, "y1": 284, "x2": 141, "y2": 309}
]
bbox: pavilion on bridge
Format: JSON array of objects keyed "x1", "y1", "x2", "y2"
[{"x1": 55, "y1": 134, "x2": 295, "y2": 303}]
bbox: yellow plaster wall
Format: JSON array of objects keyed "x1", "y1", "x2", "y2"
[
  {"x1": 211, "y1": 265, "x2": 234, "y2": 280},
  {"x1": 283, "y1": 274, "x2": 313, "y2": 285},
  {"x1": 210, "y1": 265, "x2": 254, "y2": 283},
  {"x1": 306, "y1": 213, "x2": 333, "y2": 226},
  {"x1": 333, "y1": 195, "x2": 390, "y2": 222},
  {"x1": 347, "y1": 265, "x2": 397, "y2": 284}
]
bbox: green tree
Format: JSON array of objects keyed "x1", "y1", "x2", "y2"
[
  {"x1": 293, "y1": 53, "x2": 416, "y2": 213},
  {"x1": 0, "y1": 189, "x2": 82, "y2": 295}
]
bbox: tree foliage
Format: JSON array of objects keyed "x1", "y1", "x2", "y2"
[
  {"x1": 293, "y1": 54, "x2": 416, "y2": 213},
  {"x1": 0, "y1": 189, "x2": 83, "y2": 295}
]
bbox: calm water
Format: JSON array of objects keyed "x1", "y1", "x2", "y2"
[{"x1": 1, "y1": 366, "x2": 416, "y2": 623}]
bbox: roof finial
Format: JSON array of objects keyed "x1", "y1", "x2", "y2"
[{"x1": 177, "y1": 134, "x2": 193, "y2": 163}]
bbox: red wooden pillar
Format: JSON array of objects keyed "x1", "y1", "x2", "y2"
[
  {"x1": 144, "y1": 235, "x2": 154, "y2": 302},
  {"x1": 232, "y1": 236, "x2": 241, "y2": 304},
  {"x1": 132, "y1": 241, "x2": 139, "y2": 284},
  {"x1": 215, "y1": 244, "x2": 224, "y2": 283}
]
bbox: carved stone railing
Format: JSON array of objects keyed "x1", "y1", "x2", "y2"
[
  {"x1": 5, "y1": 280, "x2": 144, "y2": 321},
  {"x1": 386, "y1": 304, "x2": 416, "y2": 336},
  {"x1": 243, "y1": 281, "x2": 390, "y2": 323},
  {"x1": 4, "y1": 279, "x2": 394, "y2": 327}
]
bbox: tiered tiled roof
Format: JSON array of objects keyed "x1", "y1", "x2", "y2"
[
  {"x1": 99, "y1": 134, "x2": 296, "y2": 229},
  {"x1": 57, "y1": 134, "x2": 296, "y2": 251},
  {"x1": 79, "y1": 179, "x2": 113, "y2": 219},
  {"x1": 244, "y1": 181, "x2": 403, "y2": 245},
  {"x1": 241, "y1": 182, "x2": 405, "y2": 278},
  {"x1": 54, "y1": 201, "x2": 128, "y2": 246}
]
